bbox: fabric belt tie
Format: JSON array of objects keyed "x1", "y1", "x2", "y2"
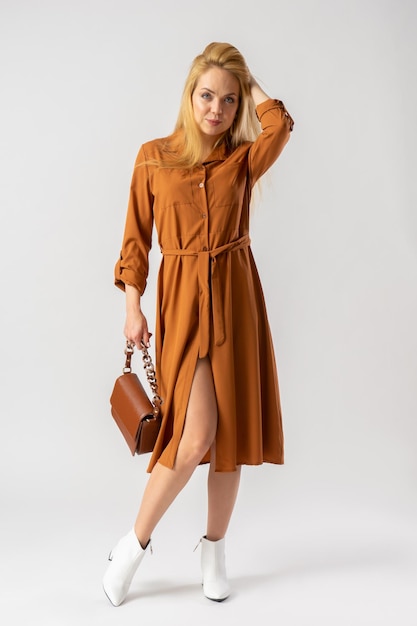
[{"x1": 161, "y1": 235, "x2": 251, "y2": 358}]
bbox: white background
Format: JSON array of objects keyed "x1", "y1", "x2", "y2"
[{"x1": 1, "y1": 0, "x2": 416, "y2": 624}]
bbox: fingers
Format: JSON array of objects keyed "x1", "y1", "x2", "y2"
[
  {"x1": 127, "y1": 332, "x2": 152, "y2": 350},
  {"x1": 124, "y1": 314, "x2": 153, "y2": 349},
  {"x1": 141, "y1": 331, "x2": 153, "y2": 349}
]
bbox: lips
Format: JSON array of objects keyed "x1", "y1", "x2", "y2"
[{"x1": 206, "y1": 119, "x2": 222, "y2": 126}]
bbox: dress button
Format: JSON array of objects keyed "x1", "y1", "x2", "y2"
[
  {"x1": 199, "y1": 182, "x2": 204, "y2": 188},
  {"x1": 202, "y1": 246, "x2": 208, "y2": 251},
  {"x1": 202, "y1": 213, "x2": 206, "y2": 218}
]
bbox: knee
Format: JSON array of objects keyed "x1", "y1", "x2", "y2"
[{"x1": 178, "y1": 435, "x2": 214, "y2": 468}]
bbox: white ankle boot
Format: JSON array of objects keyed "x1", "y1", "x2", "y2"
[
  {"x1": 200, "y1": 536, "x2": 230, "y2": 601},
  {"x1": 103, "y1": 529, "x2": 150, "y2": 606}
]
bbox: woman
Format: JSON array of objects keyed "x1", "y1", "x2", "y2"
[{"x1": 103, "y1": 42, "x2": 294, "y2": 606}]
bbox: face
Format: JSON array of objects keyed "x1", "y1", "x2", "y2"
[{"x1": 192, "y1": 67, "x2": 240, "y2": 146}]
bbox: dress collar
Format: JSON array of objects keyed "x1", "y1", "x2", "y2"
[{"x1": 202, "y1": 142, "x2": 230, "y2": 164}]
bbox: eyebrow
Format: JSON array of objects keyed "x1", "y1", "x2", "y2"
[{"x1": 199, "y1": 87, "x2": 239, "y2": 97}]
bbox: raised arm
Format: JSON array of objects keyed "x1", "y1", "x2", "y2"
[
  {"x1": 249, "y1": 76, "x2": 272, "y2": 107},
  {"x1": 247, "y1": 74, "x2": 294, "y2": 185}
]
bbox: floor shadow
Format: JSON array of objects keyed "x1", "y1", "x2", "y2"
[
  {"x1": 124, "y1": 539, "x2": 411, "y2": 603},
  {"x1": 127, "y1": 578, "x2": 198, "y2": 602}
]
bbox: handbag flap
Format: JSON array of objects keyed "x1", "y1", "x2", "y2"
[{"x1": 110, "y1": 373, "x2": 154, "y2": 455}]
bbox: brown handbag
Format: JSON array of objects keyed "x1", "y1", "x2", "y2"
[{"x1": 110, "y1": 341, "x2": 162, "y2": 455}]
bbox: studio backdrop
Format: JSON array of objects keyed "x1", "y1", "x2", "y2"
[{"x1": 0, "y1": 0, "x2": 416, "y2": 542}]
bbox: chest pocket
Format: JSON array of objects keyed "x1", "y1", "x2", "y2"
[
  {"x1": 206, "y1": 163, "x2": 244, "y2": 208},
  {"x1": 154, "y1": 168, "x2": 195, "y2": 211}
]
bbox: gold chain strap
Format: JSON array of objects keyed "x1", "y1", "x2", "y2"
[{"x1": 123, "y1": 340, "x2": 163, "y2": 417}]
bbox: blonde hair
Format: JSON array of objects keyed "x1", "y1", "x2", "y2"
[{"x1": 161, "y1": 42, "x2": 260, "y2": 168}]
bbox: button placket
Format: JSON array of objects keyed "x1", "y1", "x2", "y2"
[
  {"x1": 196, "y1": 162, "x2": 210, "y2": 356},
  {"x1": 198, "y1": 167, "x2": 209, "y2": 251}
]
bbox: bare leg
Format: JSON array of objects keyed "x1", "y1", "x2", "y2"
[
  {"x1": 206, "y1": 444, "x2": 241, "y2": 541},
  {"x1": 134, "y1": 357, "x2": 217, "y2": 547}
]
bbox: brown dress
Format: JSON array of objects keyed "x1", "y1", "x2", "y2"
[{"x1": 115, "y1": 98, "x2": 293, "y2": 472}]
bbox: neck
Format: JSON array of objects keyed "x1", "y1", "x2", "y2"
[{"x1": 201, "y1": 133, "x2": 228, "y2": 162}]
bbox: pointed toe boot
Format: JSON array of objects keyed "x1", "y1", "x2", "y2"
[
  {"x1": 103, "y1": 529, "x2": 150, "y2": 606},
  {"x1": 200, "y1": 536, "x2": 230, "y2": 602}
]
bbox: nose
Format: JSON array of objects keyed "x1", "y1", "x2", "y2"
[{"x1": 211, "y1": 98, "x2": 222, "y2": 116}]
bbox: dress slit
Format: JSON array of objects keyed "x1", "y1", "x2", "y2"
[{"x1": 147, "y1": 341, "x2": 201, "y2": 471}]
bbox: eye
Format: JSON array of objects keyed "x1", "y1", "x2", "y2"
[
  {"x1": 201, "y1": 92, "x2": 211, "y2": 99},
  {"x1": 225, "y1": 97, "x2": 235, "y2": 104}
]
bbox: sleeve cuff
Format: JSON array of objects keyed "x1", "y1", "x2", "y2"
[
  {"x1": 114, "y1": 258, "x2": 147, "y2": 295},
  {"x1": 256, "y1": 98, "x2": 294, "y2": 131}
]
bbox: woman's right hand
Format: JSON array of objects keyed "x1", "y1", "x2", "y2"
[
  {"x1": 124, "y1": 284, "x2": 152, "y2": 348},
  {"x1": 124, "y1": 310, "x2": 152, "y2": 349}
]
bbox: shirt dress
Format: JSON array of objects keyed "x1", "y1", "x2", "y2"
[{"x1": 115, "y1": 98, "x2": 293, "y2": 473}]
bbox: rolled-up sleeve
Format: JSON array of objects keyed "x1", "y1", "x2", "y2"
[
  {"x1": 248, "y1": 98, "x2": 294, "y2": 186},
  {"x1": 114, "y1": 145, "x2": 154, "y2": 295}
]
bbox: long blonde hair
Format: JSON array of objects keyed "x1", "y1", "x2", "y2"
[{"x1": 160, "y1": 42, "x2": 260, "y2": 168}]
